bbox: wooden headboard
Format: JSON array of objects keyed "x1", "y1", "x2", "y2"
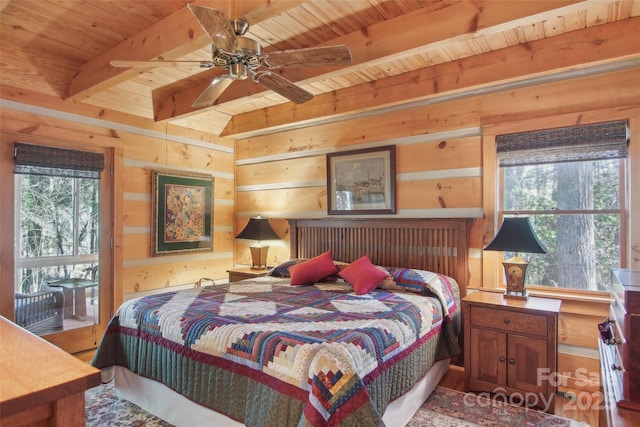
[{"x1": 288, "y1": 218, "x2": 473, "y2": 296}]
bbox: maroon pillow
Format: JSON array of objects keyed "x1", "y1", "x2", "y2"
[
  {"x1": 338, "y1": 255, "x2": 389, "y2": 295},
  {"x1": 288, "y1": 251, "x2": 339, "y2": 286}
]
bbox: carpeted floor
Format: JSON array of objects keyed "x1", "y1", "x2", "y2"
[
  {"x1": 85, "y1": 381, "x2": 589, "y2": 427},
  {"x1": 85, "y1": 380, "x2": 171, "y2": 427},
  {"x1": 405, "y1": 387, "x2": 588, "y2": 427}
]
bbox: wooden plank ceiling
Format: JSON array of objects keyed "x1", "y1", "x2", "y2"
[{"x1": 1, "y1": 0, "x2": 639, "y2": 137}]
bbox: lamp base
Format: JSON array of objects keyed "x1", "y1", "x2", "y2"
[
  {"x1": 501, "y1": 256, "x2": 529, "y2": 300},
  {"x1": 249, "y1": 246, "x2": 270, "y2": 270},
  {"x1": 503, "y1": 291, "x2": 529, "y2": 300}
]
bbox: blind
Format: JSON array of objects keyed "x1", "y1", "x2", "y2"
[
  {"x1": 14, "y1": 143, "x2": 104, "y2": 179},
  {"x1": 496, "y1": 120, "x2": 628, "y2": 167}
]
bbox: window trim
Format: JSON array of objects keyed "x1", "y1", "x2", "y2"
[
  {"x1": 482, "y1": 117, "x2": 630, "y2": 293},
  {"x1": 16, "y1": 254, "x2": 98, "y2": 270}
]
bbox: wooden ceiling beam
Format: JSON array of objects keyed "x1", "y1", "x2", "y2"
[
  {"x1": 154, "y1": 0, "x2": 585, "y2": 122},
  {"x1": 65, "y1": 0, "x2": 304, "y2": 101},
  {"x1": 222, "y1": 16, "x2": 640, "y2": 138},
  {"x1": 66, "y1": 6, "x2": 208, "y2": 101}
]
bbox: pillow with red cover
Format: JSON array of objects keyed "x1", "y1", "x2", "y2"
[
  {"x1": 288, "y1": 251, "x2": 339, "y2": 286},
  {"x1": 338, "y1": 255, "x2": 389, "y2": 295}
]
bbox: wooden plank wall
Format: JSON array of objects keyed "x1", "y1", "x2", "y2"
[
  {"x1": 233, "y1": 97, "x2": 486, "y2": 272},
  {"x1": 236, "y1": 68, "x2": 640, "y2": 289},
  {"x1": 0, "y1": 94, "x2": 235, "y2": 308}
]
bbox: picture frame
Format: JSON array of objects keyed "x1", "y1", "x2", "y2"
[
  {"x1": 152, "y1": 170, "x2": 214, "y2": 256},
  {"x1": 326, "y1": 145, "x2": 396, "y2": 215}
]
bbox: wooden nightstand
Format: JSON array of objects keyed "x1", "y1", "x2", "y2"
[
  {"x1": 463, "y1": 291, "x2": 561, "y2": 413},
  {"x1": 227, "y1": 267, "x2": 270, "y2": 283}
]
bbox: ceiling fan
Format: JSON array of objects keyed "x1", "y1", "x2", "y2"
[{"x1": 111, "y1": 4, "x2": 352, "y2": 108}]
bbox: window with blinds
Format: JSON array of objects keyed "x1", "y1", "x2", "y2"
[
  {"x1": 14, "y1": 143, "x2": 104, "y2": 335},
  {"x1": 495, "y1": 120, "x2": 628, "y2": 291}
]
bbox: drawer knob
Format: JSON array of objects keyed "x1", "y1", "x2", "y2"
[
  {"x1": 503, "y1": 318, "x2": 510, "y2": 324},
  {"x1": 509, "y1": 358, "x2": 516, "y2": 365},
  {"x1": 499, "y1": 356, "x2": 505, "y2": 363},
  {"x1": 611, "y1": 364, "x2": 623, "y2": 371}
]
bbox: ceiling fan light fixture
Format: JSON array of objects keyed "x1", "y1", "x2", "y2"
[{"x1": 230, "y1": 63, "x2": 248, "y2": 79}]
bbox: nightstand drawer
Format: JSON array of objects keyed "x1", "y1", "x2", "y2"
[{"x1": 470, "y1": 306, "x2": 548, "y2": 337}]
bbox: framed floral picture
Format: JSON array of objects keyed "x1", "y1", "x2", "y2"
[
  {"x1": 326, "y1": 145, "x2": 396, "y2": 215},
  {"x1": 152, "y1": 170, "x2": 214, "y2": 256}
]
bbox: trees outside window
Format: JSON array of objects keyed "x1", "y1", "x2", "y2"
[
  {"x1": 495, "y1": 120, "x2": 627, "y2": 291},
  {"x1": 502, "y1": 159, "x2": 621, "y2": 291},
  {"x1": 16, "y1": 174, "x2": 99, "y2": 294}
]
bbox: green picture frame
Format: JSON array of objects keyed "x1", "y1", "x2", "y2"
[{"x1": 152, "y1": 170, "x2": 214, "y2": 256}]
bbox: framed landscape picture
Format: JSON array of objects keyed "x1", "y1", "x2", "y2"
[
  {"x1": 326, "y1": 145, "x2": 396, "y2": 215},
  {"x1": 152, "y1": 170, "x2": 214, "y2": 256}
]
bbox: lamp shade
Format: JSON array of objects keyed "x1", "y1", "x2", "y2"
[
  {"x1": 236, "y1": 216, "x2": 280, "y2": 241},
  {"x1": 484, "y1": 216, "x2": 547, "y2": 254}
]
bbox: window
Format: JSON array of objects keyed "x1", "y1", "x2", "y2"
[
  {"x1": 15, "y1": 175, "x2": 99, "y2": 290},
  {"x1": 14, "y1": 143, "x2": 103, "y2": 334},
  {"x1": 496, "y1": 121, "x2": 628, "y2": 291}
]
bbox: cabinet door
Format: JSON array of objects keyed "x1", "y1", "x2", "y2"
[
  {"x1": 470, "y1": 327, "x2": 506, "y2": 385},
  {"x1": 507, "y1": 333, "x2": 548, "y2": 394}
]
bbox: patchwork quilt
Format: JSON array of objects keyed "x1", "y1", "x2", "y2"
[{"x1": 92, "y1": 276, "x2": 460, "y2": 426}]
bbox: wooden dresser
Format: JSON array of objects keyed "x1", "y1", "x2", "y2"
[
  {"x1": 463, "y1": 291, "x2": 561, "y2": 413},
  {"x1": 599, "y1": 269, "x2": 640, "y2": 426},
  {"x1": 0, "y1": 316, "x2": 101, "y2": 427}
]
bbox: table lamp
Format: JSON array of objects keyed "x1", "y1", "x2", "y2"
[
  {"x1": 484, "y1": 215, "x2": 547, "y2": 300},
  {"x1": 236, "y1": 216, "x2": 280, "y2": 269}
]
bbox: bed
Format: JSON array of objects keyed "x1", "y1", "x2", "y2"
[{"x1": 92, "y1": 218, "x2": 472, "y2": 426}]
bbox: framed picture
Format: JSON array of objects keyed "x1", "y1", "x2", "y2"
[
  {"x1": 152, "y1": 170, "x2": 214, "y2": 256},
  {"x1": 326, "y1": 145, "x2": 396, "y2": 215}
]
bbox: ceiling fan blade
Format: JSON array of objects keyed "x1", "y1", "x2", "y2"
[
  {"x1": 110, "y1": 60, "x2": 214, "y2": 68},
  {"x1": 264, "y1": 45, "x2": 352, "y2": 68},
  {"x1": 191, "y1": 75, "x2": 235, "y2": 108},
  {"x1": 254, "y1": 72, "x2": 313, "y2": 104},
  {"x1": 188, "y1": 4, "x2": 237, "y2": 54}
]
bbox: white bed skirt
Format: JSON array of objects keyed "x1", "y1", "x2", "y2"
[{"x1": 111, "y1": 358, "x2": 450, "y2": 427}]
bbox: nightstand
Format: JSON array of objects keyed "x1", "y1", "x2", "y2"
[
  {"x1": 227, "y1": 267, "x2": 270, "y2": 283},
  {"x1": 462, "y1": 291, "x2": 561, "y2": 413}
]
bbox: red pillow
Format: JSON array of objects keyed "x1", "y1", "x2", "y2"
[
  {"x1": 338, "y1": 255, "x2": 389, "y2": 295},
  {"x1": 288, "y1": 251, "x2": 339, "y2": 286}
]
